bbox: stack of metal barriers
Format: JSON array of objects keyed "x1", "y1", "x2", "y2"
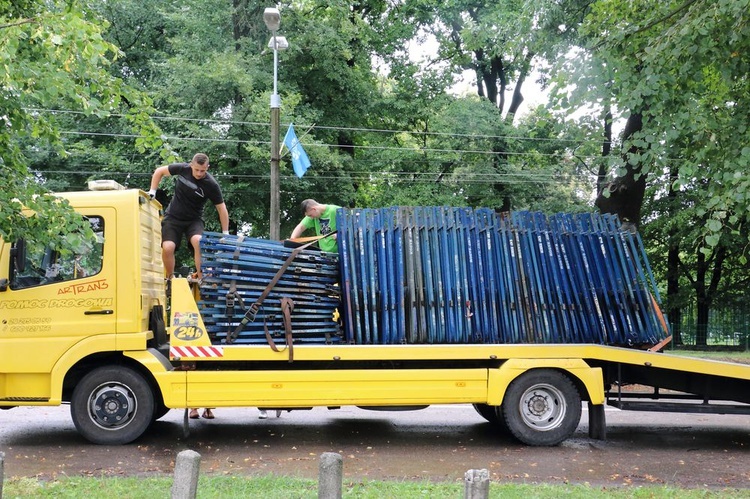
[{"x1": 337, "y1": 207, "x2": 667, "y2": 346}]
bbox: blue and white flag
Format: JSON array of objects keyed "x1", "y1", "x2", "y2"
[{"x1": 283, "y1": 124, "x2": 311, "y2": 178}]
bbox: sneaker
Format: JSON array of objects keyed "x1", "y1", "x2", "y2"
[{"x1": 258, "y1": 409, "x2": 268, "y2": 419}]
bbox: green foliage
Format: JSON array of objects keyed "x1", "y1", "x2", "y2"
[
  {"x1": 541, "y1": 0, "x2": 750, "y2": 340},
  {"x1": 345, "y1": 97, "x2": 594, "y2": 212},
  {"x1": 0, "y1": 0, "x2": 169, "y2": 247},
  {"x1": 7, "y1": 0, "x2": 593, "y2": 250},
  {"x1": 571, "y1": 0, "x2": 750, "y2": 251},
  {"x1": 643, "y1": 179, "x2": 750, "y2": 317}
]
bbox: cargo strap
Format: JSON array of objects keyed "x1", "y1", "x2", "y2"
[
  {"x1": 225, "y1": 234, "x2": 332, "y2": 344},
  {"x1": 285, "y1": 235, "x2": 326, "y2": 244},
  {"x1": 225, "y1": 235, "x2": 245, "y2": 340},
  {"x1": 647, "y1": 334, "x2": 673, "y2": 352},
  {"x1": 264, "y1": 297, "x2": 295, "y2": 362}
]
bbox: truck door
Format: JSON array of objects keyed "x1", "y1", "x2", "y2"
[{"x1": 0, "y1": 209, "x2": 116, "y2": 390}]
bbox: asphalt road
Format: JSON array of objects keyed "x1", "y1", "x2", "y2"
[{"x1": 0, "y1": 404, "x2": 748, "y2": 488}]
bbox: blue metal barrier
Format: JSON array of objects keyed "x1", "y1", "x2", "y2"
[
  {"x1": 337, "y1": 207, "x2": 668, "y2": 346},
  {"x1": 196, "y1": 207, "x2": 669, "y2": 347},
  {"x1": 198, "y1": 233, "x2": 342, "y2": 344}
]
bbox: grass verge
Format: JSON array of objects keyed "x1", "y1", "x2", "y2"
[
  {"x1": 667, "y1": 349, "x2": 750, "y2": 364},
  {"x1": 3, "y1": 475, "x2": 750, "y2": 498}
]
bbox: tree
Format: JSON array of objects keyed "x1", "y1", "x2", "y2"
[
  {"x1": 588, "y1": 0, "x2": 750, "y2": 344},
  {"x1": 0, "y1": 0, "x2": 167, "y2": 249},
  {"x1": 578, "y1": 1, "x2": 750, "y2": 237}
]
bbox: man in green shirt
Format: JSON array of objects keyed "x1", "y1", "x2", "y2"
[{"x1": 289, "y1": 199, "x2": 341, "y2": 253}]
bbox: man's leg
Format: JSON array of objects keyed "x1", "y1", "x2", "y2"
[
  {"x1": 162, "y1": 240, "x2": 177, "y2": 278},
  {"x1": 185, "y1": 219, "x2": 205, "y2": 278},
  {"x1": 161, "y1": 217, "x2": 183, "y2": 279},
  {"x1": 189, "y1": 233, "x2": 203, "y2": 278}
]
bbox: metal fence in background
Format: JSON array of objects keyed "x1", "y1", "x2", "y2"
[{"x1": 675, "y1": 304, "x2": 750, "y2": 349}]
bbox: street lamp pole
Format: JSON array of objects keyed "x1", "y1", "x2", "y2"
[
  {"x1": 269, "y1": 72, "x2": 280, "y2": 240},
  {"x1": 264, "y1": 7, "x2": 284, "y2": 240}
]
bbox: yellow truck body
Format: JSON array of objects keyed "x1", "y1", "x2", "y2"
[{"x1": 1, "y1": 188, "x2": 748, "y2": 445}]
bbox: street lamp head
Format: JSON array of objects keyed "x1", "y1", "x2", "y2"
[
  {"x1": 263, "y1": 7, "x2": 280, "y2": 32},
  {"x1": 267, "y1": 35, "x2": 288, "y2": 51}
]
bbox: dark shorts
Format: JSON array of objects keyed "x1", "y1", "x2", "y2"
[{"x1": 161, "y1": 216, "x2": 204, "y2": 251}]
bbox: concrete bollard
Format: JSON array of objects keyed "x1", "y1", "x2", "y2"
[
  {"x1": 318, "y1": 452, "x2": 343, "y2": 499},
  {"x1": 171, "y1": 449, "x2": 201, "y2": 499},
  {"x1": 1, "y1": 450, "x2": 5, "y2": 499},
  {"x1": 464, "y1": 468, "x2": 490, "y2": 499}
]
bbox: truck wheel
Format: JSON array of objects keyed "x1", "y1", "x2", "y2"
[
  {"x1": 501, "y1": 369, "x2": 581, "y2": 446},
  {"x1": 152, "y1": 401, "x2": 171, "y2": 422},
  {"x1": 473, "y1": 403, "x2": 510, "y2": 433},
  {"x1": 71, "y1": 366, "x2": 155, "y2": 445},
  {"x1": 473, "y1": 403, "x2": 499, "y2": 423}
]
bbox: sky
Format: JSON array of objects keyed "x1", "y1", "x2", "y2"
[
  {"x1": 448, "y1": 69, "x2": 550, "y2": 118},
  {"x1": 407, "y1": 35, "x2": 550, "y2": 118}
]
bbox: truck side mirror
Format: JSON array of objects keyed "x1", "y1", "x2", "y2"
[{"x1": 10, "y1": 239, "x2": 27, "y2": 274}]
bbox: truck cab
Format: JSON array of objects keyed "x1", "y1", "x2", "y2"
[{"x1": 0, "y1": 189, "x2": 166, "y2": 405}]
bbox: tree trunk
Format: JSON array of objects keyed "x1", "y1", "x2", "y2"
[
  {"x1": 695, "y1": 299, "x2": 709, "y2": 347},
  {"x1": 595, "y1": 110, "x2": 647, "y2": 229},
  {"x1": 472, "y1": 49, "x2": 507, "y2": 112},
  {"x1": 597, "y1": 106, "x2": 612, "y2": 195},
  {"x1": 505, "y1": 52, "x2": 534, "y2": 123},
  {"x1": 667, "y1": 244, "x2": 682, "y2": 344},
  {"x1": 493, "y1": 56, "x2": 505, "y2": 112},
  {"x1": 693, "y1": 244, "x2": 726, "y2": 347}
]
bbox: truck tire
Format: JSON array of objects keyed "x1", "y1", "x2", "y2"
[
  {"x1": 71, "y1": 366, "x2": 155, "y2": 445},
  {"x1": 501, "y1": 369, "x2": 581, "y2": 446},
  {"x1": 152, "y1": 401, "x2": 171, "y2": 422},
  {"x1": 472, "y1": 403, "x2": 510, "y2": 432},
  {"x1": 472, "y1": 403, "x2": 499, "y2": 424}
]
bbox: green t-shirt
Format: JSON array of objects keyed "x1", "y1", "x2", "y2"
[{"x1": 300, "y1": 204, "x2": 340, "y2": 253}]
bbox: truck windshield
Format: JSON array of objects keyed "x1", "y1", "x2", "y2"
[{"x1": 10, "y1": 216, "x2": 104, "y2": 290}]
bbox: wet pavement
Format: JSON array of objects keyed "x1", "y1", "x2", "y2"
[{"x1": 0, "y1": 404, "x2": 748, "y2": 488}]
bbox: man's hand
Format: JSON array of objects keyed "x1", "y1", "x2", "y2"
[
  {"x1": 220, "y1": 231, "x2": 230, "y2": 244},
  {"x1": 148, "y1": 189, "x2": 157, "y2": 200}
]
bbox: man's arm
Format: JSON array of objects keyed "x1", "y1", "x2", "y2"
[
  {"x1": 215, "y1": 202, "x2": 230, "y2": 233},
  {"x1": 290, "y1": 221, "x2": 308, "y2": 239},
  {"x1": 148, "y1": 165, "x2": 172, "y2": 197}
]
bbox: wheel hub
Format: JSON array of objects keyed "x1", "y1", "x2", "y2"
[
  {"x1": 519, "y1": 384, "x2": 566, "y2": 431},
  {"x1": 90, "y1": 385, "x2": 135, "y2": 428},
  {"x1": 527, "y1": 392, "x2": 551, "y2": 417}
]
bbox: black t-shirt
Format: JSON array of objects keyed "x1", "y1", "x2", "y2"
[{"x1": 164, "y1": 163, "x2": 224, "y2": 221}]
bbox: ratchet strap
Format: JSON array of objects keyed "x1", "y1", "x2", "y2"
[
  {"x1": 225, "y1": 233, "x2": 334, "y2": 344},
  {"x1": 264, "y1": 296, "x2": 295, "y2": 362},
  {"x1": 224, "y1": 235, "x2": 246, "y2": 340}
]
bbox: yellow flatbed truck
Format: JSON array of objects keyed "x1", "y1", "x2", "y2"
[{"x1": 1, "y1": 188, "x2": 748, "y2": 446}]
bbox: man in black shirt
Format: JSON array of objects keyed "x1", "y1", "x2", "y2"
[{"x1": 148, "y1": 153, "x2": 229, "y2": 280}]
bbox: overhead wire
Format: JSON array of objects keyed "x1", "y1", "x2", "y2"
[
  {"x1": 57, "y1": 129, "x2": 604, "y2": 161},
  {"x1": 24, "y1": 107, "x2": 606, "y2": 188},
  {"x1": 28, "y1": 107, "x2": 610, "y2": 148},
  {"x1": 36, "y1": 169, "x2": 587, "y2": 185}
]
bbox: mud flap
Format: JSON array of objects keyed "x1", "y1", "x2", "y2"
[
  {"x1": 588, "y1": 402, "x2": 606, "y2": 440},
  {"x1": 183, "y1": 408, "x2": 190, "y2": 438}
]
